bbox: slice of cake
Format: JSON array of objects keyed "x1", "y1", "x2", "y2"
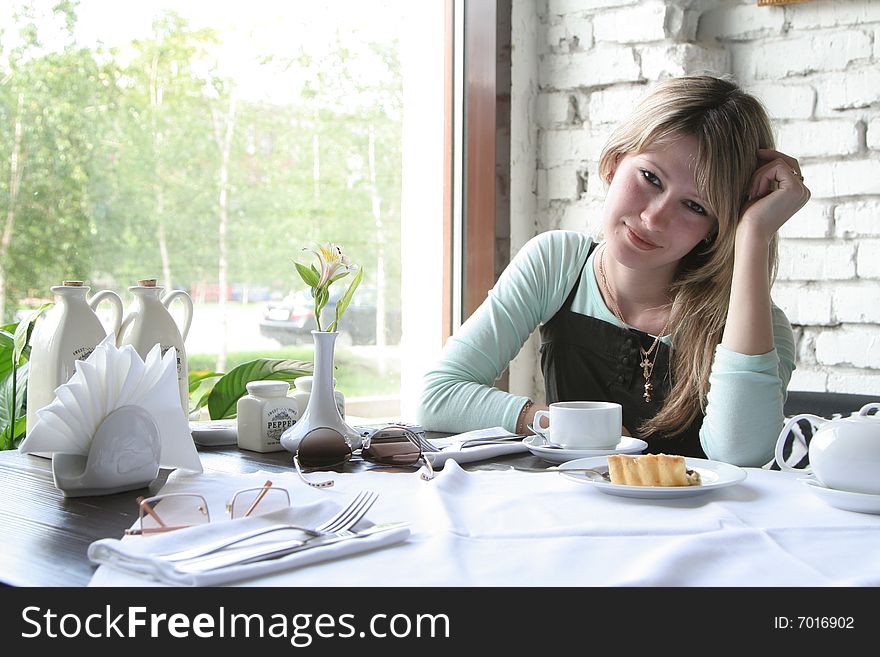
[{"x1": 606, "y1": 454, "x2": 701, "y2": 487}]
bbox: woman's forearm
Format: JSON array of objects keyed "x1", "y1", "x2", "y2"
[{"x1": 721, "y1": 225, "x2": 774, "y2": 356}]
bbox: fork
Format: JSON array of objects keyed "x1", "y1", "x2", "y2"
[
  {"x1": 418, "y1": 433, "x2": 525, "y2": 452},
  {"x1": 514, "y1": 465, "x2": 609, "y2": 479},
  {"x1": 314, "y1": 489, "x2": 378, "y2": 533},
  {"x1": 157, "y1": 490, "x2": 379, "y2": 562},
  {"x1": 452, "y1": 434, "x2": 527, "y2": 450},
  {"x1": 175, "y1": 521, "x2": 410, "y2": 574},
  {"x1": 412, "y1": 432, "x2": 441, "y2": 453}
]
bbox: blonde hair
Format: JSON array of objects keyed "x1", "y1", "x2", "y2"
[{"x1": 598, "y1": 76, "x2": 777, "y2": 437}]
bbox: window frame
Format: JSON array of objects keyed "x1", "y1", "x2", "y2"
[{"x1": 446, "y1": 0, "x2": 512, "y2": 340}]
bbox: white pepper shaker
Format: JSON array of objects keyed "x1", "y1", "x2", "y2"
[{"x1": 236, "y1": 381, "x2": 299, "y2": 452}]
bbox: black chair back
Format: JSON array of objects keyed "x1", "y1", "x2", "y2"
[{"x1": 784, "y1": 391, "x2": 877, "y2": 419}]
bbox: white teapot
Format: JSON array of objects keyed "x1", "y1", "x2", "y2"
[{"x1": 776, "y1": 403, "x2": 880, "y2": 495}]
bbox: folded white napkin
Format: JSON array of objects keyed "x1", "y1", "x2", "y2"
[
  {"x1": 88, "y1": 500, "x2": 409, "y2": 586},
  {"x1": 425, "y1": 427, "x2": 527, "y2": 468},
  {"x1": 20, "y1": 334, "x2": 201, "y2": 472}
]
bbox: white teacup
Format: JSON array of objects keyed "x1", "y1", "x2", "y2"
[
  {"x1": 532, "y1": 401, "x2": 622, "y2": 450},
  {"x1": 776, "y1": 402, "x2": 880, "y2": 495}
]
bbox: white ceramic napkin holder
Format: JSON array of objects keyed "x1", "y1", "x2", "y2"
[
  {"x1": 51, "y1": 405, "x2": 161, "y2": 497},
  {"x1": 19, "y1": 334, "x2": 202, "y2": 497}
]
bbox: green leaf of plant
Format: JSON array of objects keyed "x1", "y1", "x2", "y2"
[
  {"x1": 9, "y1": 415, "x2": 26, "y2": 449},
  {"x1": 207, "y1": 358, "x2": 312, "y2": 420},
  {"x1": 189, "y1": 369, "x2": 223, "y2": 394},
  {"x1": 14, "y1": 305, "x2": 51, "y2": 365},
  {"x1": 314, "y1": 286, "x2": 329, "y2": 330},
  {"x1": 329, "y1": 266, "x2": 364, "y2": 332},
  {"x1": 0, "y1": 415, "x2": 27, "y2": 451},
  {"x1": 192, "y1": 389, "x2": 213, "y2": 413},
  {"x1": 295, "y1": 262, "x2": 320, "y2": 288},
  {"x1": 0, "y1": 362, "x2": 28, "y2": 448},
  {"x1": 0, "y1": 330, "x2": 14, "y2": 381}
]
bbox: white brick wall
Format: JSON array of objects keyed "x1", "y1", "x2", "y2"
[
  {"x1": 588, "y1": 85, "x2": 648, "y2": 125},
  {"x1": 867, "y1": 118, "x2": 880, "y2": 151},
  {"x1": 814, "y1": 68, "x2": 880, "y2": 114},
  {"x1": 730, "y1": 30, "x2": 872, "y2": 81},
  {"x1": 593, "y1": 2, "x2": 668, "y2": 44},
  {"x1": 539, "y1": 45, "x2": 640, "y2": 89},
  {"x1": 816, "y1": 326, "x2": 880, "y2": 369},
  {"x1": 801, "y1": 159, "x2": 880, "y2": 199},
  {"x1": 834, "y1": 201, "x2": 880, "y2": 238},
  {"x1": 772, "y1": 282, "x2": 834, "y2": 326},
  {"x1": 777, "y1": 200, "x2": 829, "y2": 239},
  {"x1": 743, "y1": 82, "x2": 815, "y2": 119},
  {"x1": 776, "y1": 242, "x2": 856, "y2": 281},
  {"x1": 857, "y1": 241, "x2": 880, "y2": 279},
  {"x1": 700, "y1": 3, "x2": 785, "y2": 41},
  {"x1": 775, "y1": 120, "x2": 860, "y2": 159},
  {"x1": 512, "y1": 0, "x2": 880, "y2": 397}
]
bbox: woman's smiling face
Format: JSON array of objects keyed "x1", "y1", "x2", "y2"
[{"x1": 601, "y1": 133, "x2": 717, "y2": 274}]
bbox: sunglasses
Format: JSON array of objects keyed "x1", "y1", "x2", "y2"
[
  {"x1": 294, "y1": 425, "x2": 434, "y2": 488},
  {"x1": 125, "y1": 480, "x2": 290, "y2": 535}
]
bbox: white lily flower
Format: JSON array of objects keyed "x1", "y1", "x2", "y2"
[
  {"x1": 296, "y1": 242, "x2": 363, "y2": 332},
  {"x1": 306, "y1": 242, "x2": 357, "y2": 290}
]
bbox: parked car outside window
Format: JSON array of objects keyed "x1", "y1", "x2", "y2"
[{"x1": 259, "y1": 287, "x2": 401, "y2": 347}]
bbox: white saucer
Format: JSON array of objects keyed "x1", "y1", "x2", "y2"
[
  {"x1": 558, "y1": 456, "x2": 747, "y2": 499},
  {"x1": 523, "y1": 434, "x2": 647, "y2": 464},
  {"x1": 190, "y1": 419, "x2": 237, "y2": 446},
  {"x1": 800, "y1": 478, "x2": 880, "y2": 515}
]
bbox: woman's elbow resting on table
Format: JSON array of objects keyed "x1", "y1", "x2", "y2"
[
  {"x1": 415, "y1": 377, "x2": 451, "y2": 432},
  {"x1": 699, "y1": 417, "x2": 778, "y2": 467},
  {"x1": 414, "y1": 376, "x2": 486, "y2": 434}
]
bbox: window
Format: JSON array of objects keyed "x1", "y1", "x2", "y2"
[{"x1": 0, "y1": 0, "x2": 447, "y2": 421}]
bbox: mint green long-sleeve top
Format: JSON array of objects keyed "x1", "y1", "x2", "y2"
[{"x1": 416, "y1": 230, "x2": 796, "y2": 467}]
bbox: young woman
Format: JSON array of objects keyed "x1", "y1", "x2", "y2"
[{"x1": 416, "y1": 76, "x2": 809, "y2": 467}]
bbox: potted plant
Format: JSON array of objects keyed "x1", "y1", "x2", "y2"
[
  {"x1": 0, "y1": 306, "x2": 51, "y2": 450},
  {"x1": 189, "y1": 358, "x2": 313, "y2": 420}
]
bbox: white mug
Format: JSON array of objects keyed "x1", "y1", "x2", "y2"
[
  {"x1": 532, "y1": 401, "x2": 622, "y2": 449},
  {"x1": 775, "y1": 402, "x2": 880, "y2": 495}
]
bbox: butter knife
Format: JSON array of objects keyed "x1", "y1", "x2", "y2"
[{"x1": 173, "y1": 522, "x2": 410, "y2": 574}]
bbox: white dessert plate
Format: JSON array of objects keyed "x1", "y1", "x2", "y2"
[
  {"x1": 799, "y1": 478, "x2": 880, "y2": 515},
  {"x1": 523, "y1": 434, "x2": 647, "y2": 464},
  {"x1": 558, "y1": 456, "x2": 747, "y2": 499}
]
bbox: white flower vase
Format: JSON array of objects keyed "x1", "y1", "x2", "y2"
[{"x1": 280, "y1": 330, "x2": 361, "y2": 453}]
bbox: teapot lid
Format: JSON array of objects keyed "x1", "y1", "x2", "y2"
[
  {"x1": 62, "y1": 280, "x2": 84, "y2": 287},
  {"x1": 138, "y1": 279, "x2": 158, "y2": 287}
]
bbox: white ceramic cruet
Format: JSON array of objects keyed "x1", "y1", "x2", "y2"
[
  {"x1": 117, "y1": 279, "x2": 193, "y2": 415},
  {"x1": 26, "y1": 281, "x2": 123, "y2": 440}
]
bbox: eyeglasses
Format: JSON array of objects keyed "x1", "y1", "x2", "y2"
[
  {"x1": 125, "y1": 480, "x2": 290, "y2": 535},
  {"x1": 294, "y1": 425, "x2": 434, "y2": 488}
]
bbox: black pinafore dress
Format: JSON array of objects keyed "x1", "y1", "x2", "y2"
[{"x1": 539, "y1": 245, "x2": 706, "y2": 457}]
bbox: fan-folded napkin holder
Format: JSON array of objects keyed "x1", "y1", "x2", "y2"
[
  {"x1": 19, "y1": 334, "x2": 202, "y2": 497},
  {"x1": 51, "y1": 405, "x2": 161, "y2": 496}
]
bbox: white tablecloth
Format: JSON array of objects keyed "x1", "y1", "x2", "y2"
[{"x1": 89, "y1": 461, "x2": 880, "y2": 587}]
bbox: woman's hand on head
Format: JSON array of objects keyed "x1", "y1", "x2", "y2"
[{"x1": 739, "y1": 148, "x2": 811, "y2": 244}]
